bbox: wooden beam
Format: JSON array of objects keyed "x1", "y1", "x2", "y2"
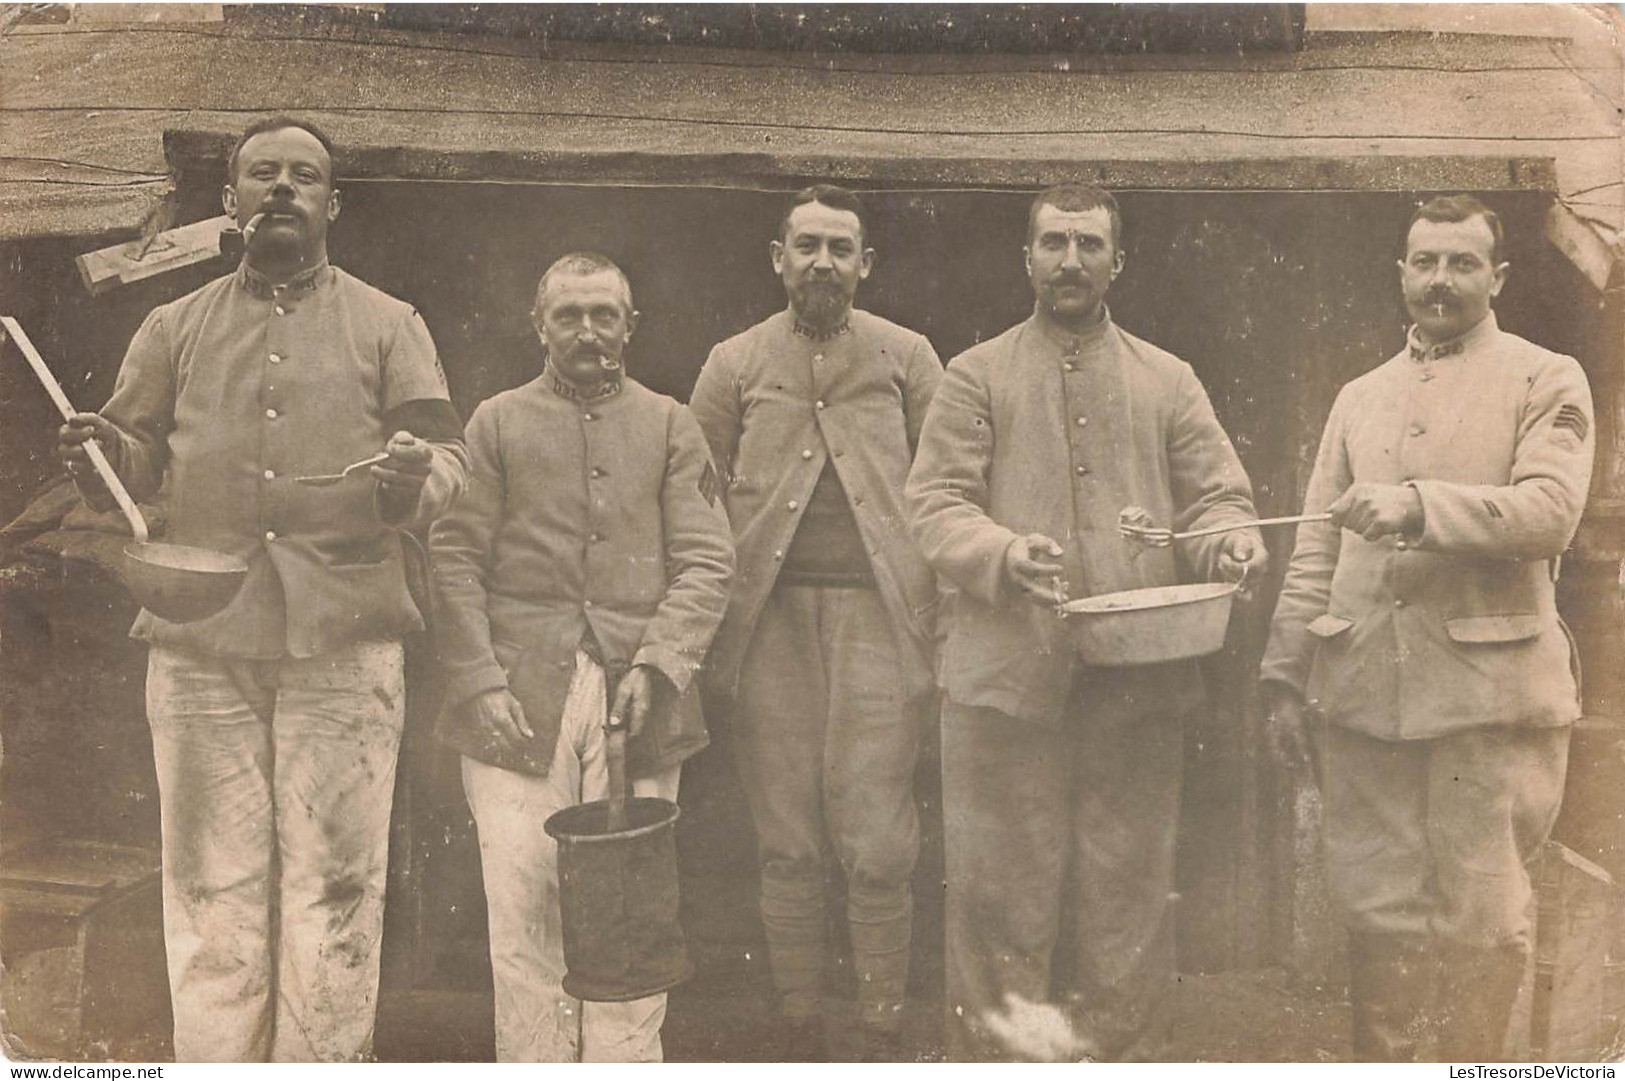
[
  {"x1": 165, "y1": 128, "x2": 1560, "y2": 193},
  {"x1": 1546, "y1": 201, "x2": 1620, "y2": 293},
  {"x1": 74, "y1": 214, "x2": 235, "y2": 296}
]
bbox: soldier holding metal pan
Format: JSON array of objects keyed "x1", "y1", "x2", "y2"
[
  {"x1": 1260, "y1": 195, "x2": 1596, "y2": 1062},
  {"x1": 53, "y1": 116, "x2": 469, "y2": 1062},
  {"x1": 906, "y1": 183, "x2": 1262, "y2": 1062}
]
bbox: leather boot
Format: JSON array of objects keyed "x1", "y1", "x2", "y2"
[
  {"x1": 1435, "y1": 942, "x2": 1526, "y2": 1062},
  {"x1": 1348, "y1": 933, "x2": 1436, "y2": 1061},
  {"x1": 860, "y1": 1024, "x2": 908, "y2": 1063},
  {"x1": 774, "y1": 1014, "x2": 826, "y2": 1062}
]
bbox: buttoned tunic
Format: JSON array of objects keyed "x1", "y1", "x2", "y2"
[
  {"x1": 85, "y1": 259, "x2": 467, "y2": 1063},
  {"x1": 1260, "y1": 313, "x2": 1595, "y2": 740},
  {"x1": 430, "y1": 368, "x2": 735, "y2": 777},
  {"x1": 689, "y1": 309, "x2": 942, "y2": 700},
  {"x1": 92, "y1": 261, "x2": 468, "y2": 658},
  {"x1": 907, "y1": 311, "x2": 1261, "y2": 726}
]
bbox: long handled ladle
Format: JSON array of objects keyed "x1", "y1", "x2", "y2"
[
  {"x1": 2, "y1": 316, "x2": 248, "y2": 623},
  {"x1": 1119, "y1": 511, "x2": 1334, "y2": 549}
]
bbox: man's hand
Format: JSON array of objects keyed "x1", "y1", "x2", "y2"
[
  {"x1": 609, "y1": 665, "x2": 663, "y2": 738},
  {"x1": 472, "y1": 687, "x2": 534, "y2": 749},
  {"x1": 373, "y1": 430, "x2": 434, "y2": 517},
  {"x1": 1327, "y1": 482, "x2": 1422, "y2": 543},
  {"x1": 1216, "y1": 532, "x2": 1266, "y2": 599},
  {"x1": 56, "y1": 412, "x2": 120, "y2": 481},
  {"x1": 1262, "y1": 681, "x2": 1315, "y2": 781},
  {"x1": 1005, "y1": 534, "x2": 1068, "y2": 607}
]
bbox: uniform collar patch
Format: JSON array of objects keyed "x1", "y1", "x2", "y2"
[
  {"x1": 237, "y1": 259, "x2": 331, "y2": 300},
  {"x1": 793, "y1": 318, "x2": 851, "y2": 341},
  {"x1": 1407, "y1": 312, "x2": 1498, "y2": 362},
  {"x1": 546, "y1": 359, "x2": 624, "y2": 402}
]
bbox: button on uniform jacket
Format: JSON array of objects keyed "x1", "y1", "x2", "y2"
[
  {"x1": 907, "y1": 313, "x2": 1262, "y2": 727},
  {"x1": 90, "y1": 262, "x2": 468, "y2": 659},
  {"x1": 430, "y1": 370, "x2": 735, "y2": 777},
  {"x1": 689, "y1": 308, "x2": 943, "y2": 701},
  {"x1": 1260, "y1": 314, "x2": 1595, "y2": 740}
]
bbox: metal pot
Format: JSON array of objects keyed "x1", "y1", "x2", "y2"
[{"x1": 1058, "y1": 581, "x2": 1238, "y2": 666}]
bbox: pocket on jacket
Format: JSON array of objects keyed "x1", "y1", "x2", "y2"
[
  {"x1": 1307, "y1": 613, "x2": 1354, "y2": 639},
  {"x1": 1444, "y1": 614, "x2": 1542, "y2": 644}
]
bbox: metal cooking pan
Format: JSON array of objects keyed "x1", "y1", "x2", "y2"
[{"x1": 1058, "y1": 581, "x2": 1239, "y2": 666}]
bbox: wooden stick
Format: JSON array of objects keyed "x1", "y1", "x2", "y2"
[
  {"x1": 1, "y1": 316, "x2": 149, "y2": 543},
  {"x1": 605, "y1": 721, "x2": 628, "y2": 833}
]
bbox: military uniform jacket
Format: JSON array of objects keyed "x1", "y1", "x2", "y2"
[
  {"x1": 1260, "y1": 313, "x2": 1595, "y2": 740},
  {"x1": 92, "y1": 261, "x2": 468, "y2": 659},
  {"x1": 689, "y1": 308, "x2": 942, "y2": 701},
  {"x1": 907, "y1": 310, "x2": 1261, "y2": 727},
  {"x1": 430, "y1": 369, "x2": 735, "y2": 777}
]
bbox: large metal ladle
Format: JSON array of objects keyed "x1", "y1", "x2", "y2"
[
  {"x1": 1118, "y1": 504, "x2": 1333, "y2": 548},
  {"x1": 2, "y1": 316, "x2": 248, "y2": 623}
]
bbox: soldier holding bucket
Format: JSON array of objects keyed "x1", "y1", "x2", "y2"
[{"x1": 430, "y1": 252, "x2": 734, "y2": 1061}]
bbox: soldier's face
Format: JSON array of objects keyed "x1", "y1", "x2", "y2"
[
  {"x1": 771, "y1": 202, "x2": 873, "y2": 326},
  {"x1": 534, "y1": 270, "x2": 639, "y2": 384},
  {"x1": 1399, "y1": 215, "x2": 1507, "y2": 341},
  {"x1": 1025, "y1": 204, "x2": 1123, "y2": 324},
  {"x1": 223, "y1": 127, "x2": 340, "y2": 260}
]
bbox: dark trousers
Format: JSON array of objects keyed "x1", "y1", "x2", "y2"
[
  {"x1": 1321, "y1": 723, "x2": 1570, "y2": 948},
  {"x1": 941, "y1": 697, "x2": 1183, "y2": 1061},
  {"x1": 734, "y1": 585, "x2": 922, "y2": 1026},
  {"x1": 1323, "y1": 723, "x2": 1570, "y2": 1061}
]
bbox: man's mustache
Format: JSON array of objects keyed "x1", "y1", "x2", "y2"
[{"x1": 564, "y1": 343, "x2": 621, "y2": 370}]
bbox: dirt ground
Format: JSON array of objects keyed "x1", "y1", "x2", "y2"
[
  {"x1": 97, "y1": 932, "x2": 1349, "y2": 1063},
  {"x1": 372, "y1": 962, "x2": 1352, "y2": 1063}
]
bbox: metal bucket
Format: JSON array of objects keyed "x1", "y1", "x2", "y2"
[
  {"x1": 542, "y1": 725, "x2": 693, "y2": 1002},
  {"x1": 1058, "y1": 581, "x2": 1238, "y2": 666}
]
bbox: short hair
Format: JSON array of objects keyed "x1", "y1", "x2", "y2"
[
  {"x1": 1027, "y1": 184, "x2": 1122, "y2": 250},
  {"x1": 778, "y1": 184, "x2": 868, "y2": 243},
  {"x1": 1407, "y1": 194, "x2": 1505, "y2": 264},
  {"x1": 533, "y1": 251, "x2": 634, "y2": 315},
  {"x1": 226, "y1": 116, "x2": 337, "y2": 185}
]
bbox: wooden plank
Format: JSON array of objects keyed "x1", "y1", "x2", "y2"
[
  {"x1": 5, "y1": 18, "x2": 1610, "y2": 236},
  {"x1": 1528, "y1": 842, "x2": 1618, "y2": 1061},
  {"x1": 73, "y1": 214, "x2": 233, "y2": 295},
  {"x1": 165, "y1": 126, "x2": 1562, "y2": 192},
  {"x1": 1546, "y1": 201, "x2": 1619, "y2": 292},
  {"x1": 0, "y1": 840, "x2": 160, "y2": 899},
  {"x1": 7, "y1": 29, "x2": 1607, "y2": 144}
]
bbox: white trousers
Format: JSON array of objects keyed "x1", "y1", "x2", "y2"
[
  {"x1": 145, "y1": 641, "x2": 405, "y2": 1062},
  {"x1": 462, "y1": 652, "x2": 681, "y2": 1062}
]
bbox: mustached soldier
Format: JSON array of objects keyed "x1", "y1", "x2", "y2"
[
  {"x1": 56, "y1": 116, "x2": 469, "y2": 1061},
  {"x1": 1261, "y1": 195, "x2": 1596, "y2": 1061},
  {"x1": 431, "y1": 253, "x2": 733, "y2": 1062}
]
